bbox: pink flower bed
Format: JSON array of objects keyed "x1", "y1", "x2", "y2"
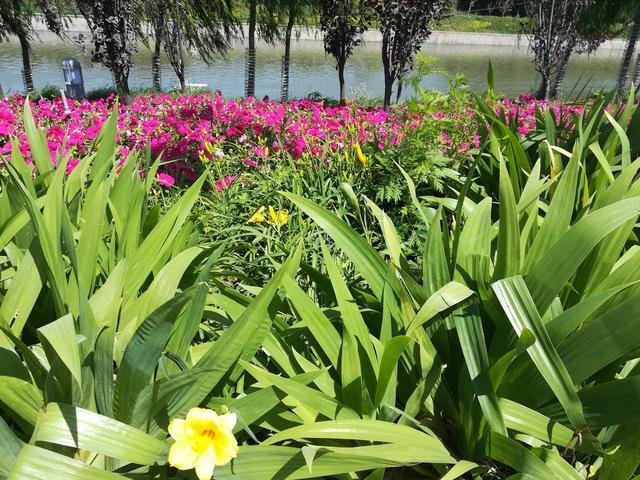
[
  {"x1": 0, "y1": 93, "x2": 417, "y2": 183},
  {"x1": 0, "y1": 92, "x2": 601, "y2": 189},
  {"x1": 494, "y1": 94, "x2": 587, "y2": 136}
]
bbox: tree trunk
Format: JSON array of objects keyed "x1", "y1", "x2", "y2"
[
  {"x1": 246, "y1": 0, "x2": 257, "y2": 97},
  {"x1": 633, "y1": 50, "x2": 640, "y2": 88},
  {"x1": 618, "y1": 12, "x2": 640, "y2": 96},
  {"x1": 152, "y1": 20, "x2": 164, "y2": 91},
  {"x1": 19, "y1": 35, "x2": 34, "y2": 93},
  {"x1": 383, "y1": 76, "x2": 393, "y2": 113},
  {"x1": 537, "y1": 72, "x2": 550, "y2": 101},
  {"x1": 396, "y1": 79, "x2": 403, "y2": 103},
  {"x1": 382, "y1": 32, "x2": 393, "y2": 112},
  {"x1": 338, "y1": 60, "x2": 346, "y2": 104},
  {"x1": 281, "y1": 7, "x2": 295, "y2": 102},
  {"x1": 549, "y1": 55, "x2": 569, "y2": 100},
  {"x1": 114, "y1": 71, "x2": 131, "y2": 104},
  {"x1": 174, "y1": 0, "x2": 186, "y2": 90}
]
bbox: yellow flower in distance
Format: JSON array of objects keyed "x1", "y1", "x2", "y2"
[
  {"x1": 354, "y1": 142, "x2": 367, "y2": 166},
  {"x1": 247, "y1": 206, "x2": 267, "y2": 223},
  {"x1": 268, "y1": 206, "x2": 289, "y2": 228},
  {"x1": 168, "y1": 408, "x2": 239, "y2": 480}
]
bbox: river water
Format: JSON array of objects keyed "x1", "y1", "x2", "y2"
[{"x1": 0, "y1": 37, "x2": 623, "y2": 100}]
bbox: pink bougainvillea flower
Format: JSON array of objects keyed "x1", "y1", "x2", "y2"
[
  {"x1": 157, "y1": 172, "x2": 175, "y2": 187},
  {"x1": 215, "y1": 175, "x2": 236, "y2": 192},
  {"x1": 243, "y1": 158, "x2": 258, "y2": 169},
  {"x1": 254, "y1": 145, "x2": 269, "y2": 158}
]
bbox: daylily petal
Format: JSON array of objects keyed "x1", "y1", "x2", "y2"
[
  {"x1": 212, "y1": 432, "x2": 239, "y2": 465},
  {"x1": 195, "y1": 452, "x2": 216, "y2": 480},
  {"x1": 217, "y1": 412, "x2": 237, "y2": 433},
  {"x1": 168, "y1": 439, "x2": 200, "y2": 470},
  {"x1": 168, "y1": 418, "x2": 186, "y2": 440},
  {"x1": 186, "y1": 407, "x2": 218, "y2": 433},
  {"x1": 268, "y1": 206, "x2": 277, "y2": 223}
]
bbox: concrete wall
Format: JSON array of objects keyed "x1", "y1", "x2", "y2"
[{"x1": 26, "y1": 16, "x2": 627, "y2": 51}]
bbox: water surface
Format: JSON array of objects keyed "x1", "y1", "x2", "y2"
[{"x1": 0, "y1": 37, "x2": 622, "y2": 99}]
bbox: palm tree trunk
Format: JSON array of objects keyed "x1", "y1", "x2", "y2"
[
  {"x1": 174, "y1": 0, "x2": 186, "y2": 90},
  {"x1": 246, "y1": 0, "x2": 257, "y2": 97},
  {"x1": 19, "y1": 35, "x2": 34, "y2": 93},
  {"x1": 396, "y1": 79, "x2": 403, "y2": 103},
  {"x1": 549, "y1": 55, "x2": 569, "y2": 100},
  {"x1": 152, "y1": 20, "x2": 164, "y2": 91},
  {"x1": 281, "y1": 6, "x2": 295, "y2": 102},
  {"x1": 338, "y1": 59, "x2": 346, "y2": 104},
  {"x1": 633, "y1": 50, "x2": 640, "y2": 88},
  {"x1": 382, "y1": 32, "x2": 393, "y2": 112},
  {"x1": 618, "y1": 12, "x2": 640, "y2": 95}
]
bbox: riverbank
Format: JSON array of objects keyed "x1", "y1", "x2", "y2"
[{"x1": 24, "y1": 16, "x2": 628, "y2": 51}]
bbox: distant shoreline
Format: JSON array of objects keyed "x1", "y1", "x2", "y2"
[{"x1": 18, "y1": 16, "x2": 627, "y2": 51}]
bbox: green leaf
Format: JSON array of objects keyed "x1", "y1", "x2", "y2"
[
  {"x1": 282, "y1": 192, "x2": 387, "y2": 297},
  {"x1": 37, "y1": 315, "x2": 82, "y2": 387},
  {"x1": 22, "y1": 99, "x2": 53, "y2": 176},
  {"x1": 493, "y1": 276, "x2": 586, "y2": 428},
  {"x1": 0, "y1": 376, "x2": 43, "y2": 429},
  {"x1": 213, "y1": 445, "x2": 407, "y2": 480},
  {"x1": 321, "y1": 242, "x2": 376, "y2": 366},
  {"x1": 114, "y1": 287, "x2": 197, "y2": 424},
  {"x1": 32, "y1": 403, "x2": 168, "y2": 465},
  {"x1": 542, "y1": 374, "x2": 640, "y2": 429},
  {"x1": 0, "y1": 416, "x2": 22, "y2": 478},
  {"x1": 533, "y1": 447, "x2": 583, "y2": 480},
  {"x1": 261, "y1": 420, "x2": 454, "y2": 464},
  {"x1": 9, "y1": 445, "x2": 127, "y2": 479},
  {"x1": 242, "y1": 361, "x2": 359, "y2": 421},
  {"x1": 455, "y1": 197, "x2": 492, "y2": 289},
  {"x1": 493, "y1": 157, "x2": 520, "y2": 280},
  {"x1": 407, "y1": 282, "x2": 474, "y2": 335},
  {"x1": 172, "y1": 248, "x2": 301, "y2": 418},
  {"x1": 488, "y1": 432, "x2": 554, "y2": 479},
  {"x1": 91, "y1": 103, "x2": 119, "y2": 176},
  {"x1": 0, "y1": 250, "x2": 43, "y2": 337},
  {"x1": 455, "y1": 304, "x2": 507, "y2": 435},
  {"x1": 600, "y1": 421, "x2": 640, "y2": 480},
  {"x1": 373, "y1": 336, "x2": 412, "y2": 408},
  {"x1": 526, "y1": 197, "x2": 640, "y2": 313},
  {"x1": 122, "y1": 174, "x2": 206, "y2": 301},
  {"x1": 75, "y1": 180, "x2": 109, "y2": 296},
  {"x1": 523, "y1": 145, "x2": 580, "y2": 273},
  {"x1": 440, "y1": 461, "x2": 480, "y2": 480},
  {"x1": 559, "y1": 296, "x2": 640, "y2": 385},
  {"x1": 282, "y1": 276, "x2": 341, "y2": 370},
  {"x1": 94, "y1": 327, "x2": 115, "y2": 418},
  {"x1": 499, "y1": 399, "x2": 576, "y2": 450}
]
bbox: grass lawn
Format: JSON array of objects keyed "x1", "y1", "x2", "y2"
[{"x1": 436, "y1": 13, "x2": 526, "y2": 34}]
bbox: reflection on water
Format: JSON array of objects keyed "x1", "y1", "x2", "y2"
[{"x1": 0, "y1": 38, "x2": 621, "y2": 99}]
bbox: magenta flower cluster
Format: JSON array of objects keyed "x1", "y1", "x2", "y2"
[
  {"x1": 494, "y1": 94, "x2": 587, "y2": 137},
  {"x1": 0, "y1": 93, "x2": 416, "y2": 184}
]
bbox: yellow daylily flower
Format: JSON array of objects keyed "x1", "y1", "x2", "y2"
[
  {"x1": 168, "y1": 408, "x2": 239, "y2": 480},
  {"x1": 268, "y1": 206, "x2": 289, "y2": 228},
  {"x1": 354, "y1": 142, "x2": 367, "y2": 166},
  {"x1": 248, "y1": 206, "x2": 267, "y2": 223}
]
